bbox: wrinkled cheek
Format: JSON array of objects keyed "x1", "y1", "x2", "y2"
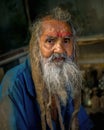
[
  {"x1": 40, "y1": 46, "x2": 53, "y2": 58},
  {"x1": 39, "y1": 42, "x2": 51, "y2": 58},
  {"x1": 67, "y1": 45, "x2": 74, "y2": 57}
]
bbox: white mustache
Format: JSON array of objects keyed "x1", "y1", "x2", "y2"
[{"x1": 47, "y1": 53, "x2": 74, "y2": 63}]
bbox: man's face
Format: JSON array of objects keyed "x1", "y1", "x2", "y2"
[
  {"x1": 37, "y1": 19, "x2": 81, "y2": 105},
  {"x1": 39, "y1": 19, "x2": 74, "y2": 61}
]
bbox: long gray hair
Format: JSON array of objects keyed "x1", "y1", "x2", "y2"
[{"x1": 29, "y1": 7, "x2": 81, "y2": 130}]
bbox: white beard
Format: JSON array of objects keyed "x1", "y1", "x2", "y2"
[{"x1": 40, "y1": 53, "x2": 82, "y2": 106}]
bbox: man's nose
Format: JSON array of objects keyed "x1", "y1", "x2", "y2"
[{"x1": 53, "y1": 41, "x2": 65, "y2": 54}]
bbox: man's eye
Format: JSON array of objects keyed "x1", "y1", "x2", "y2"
[
  {"x1": 46, "y1": 38, "x2": 55, "y2": 44},
  {"x1": 64, "y1": 38, "x2": 71, "y2": 44}
]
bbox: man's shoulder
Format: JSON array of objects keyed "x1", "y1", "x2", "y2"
[
  {"x1": 0, "y1": 59, "x2": 30, "y2": 130},
  {"x1": 0, "y1": 60, "x2": 29, "y2": 98},
  {"x1": 2, "y1": 61, "x2": 26, "y2": 82}
]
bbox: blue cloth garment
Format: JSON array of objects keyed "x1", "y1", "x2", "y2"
[{"x1": 0, "y1": 57, "x2": 93, "y2": 130}]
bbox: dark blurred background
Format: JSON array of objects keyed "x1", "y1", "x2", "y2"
[
  {"x1": 0, "y1": 0, "x2": 104, "y2": 130},
  {"x1": 0, "y1": 0, "x2": 104, "y2": 54}
]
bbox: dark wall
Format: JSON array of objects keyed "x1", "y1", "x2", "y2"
[
  {"x1": 0, "y1": 0, "x2": 104, "y2": 54},
  {"x1": 0, "y1": 0, "x2": 29, "y2": 54}
]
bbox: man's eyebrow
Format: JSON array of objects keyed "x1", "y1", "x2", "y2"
[
  {"x1": 63, "y1": 33, "x2": 73, "y2": 37},
  {"x1": 64, "y1": 35, "x2": 73, "y2": 38}
]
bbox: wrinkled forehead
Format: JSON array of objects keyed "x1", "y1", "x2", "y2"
[{"x1": 41, "y1": 19, "x2": 72, "y2": 37}]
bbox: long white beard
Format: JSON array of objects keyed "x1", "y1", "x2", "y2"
[{"x1": 40, "y1": 53, "x2": 82, "y2": 106}]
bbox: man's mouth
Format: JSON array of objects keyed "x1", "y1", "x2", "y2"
[
  {"x1": 49, "y1": 53, "x2": 67, "y2": 63},
  {"x1": 53, "y1": 57, "x2": 65, "y2": 62}
]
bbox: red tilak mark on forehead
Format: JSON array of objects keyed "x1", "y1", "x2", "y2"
[
  {"x1": 47, "y1": 32, "x2": 73, "y2": 37},
  {"x1": 57, "y1": 32, "x2": 73, "y2": 37},
  {"x1": 50, "y1": 32, "x2": 72, "y2": 37}
]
